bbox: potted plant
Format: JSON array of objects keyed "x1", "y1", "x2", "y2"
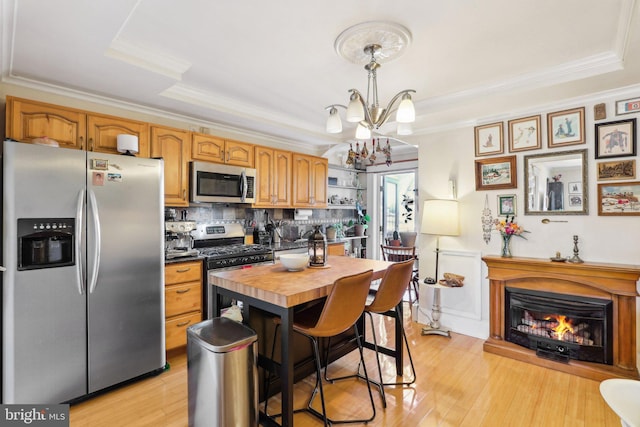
[
  {"x1": 388, "y1": 230, "x2": 402, "y2": 246},
  {"x1": 349, "y1": 202, "x2": 370, "y2": 236}
]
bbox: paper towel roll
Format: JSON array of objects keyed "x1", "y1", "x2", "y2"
[{"x1": 294, "y1": 209, "x2": 313, "y2": 220}]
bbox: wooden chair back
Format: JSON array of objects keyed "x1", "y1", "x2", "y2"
[{"x1": 380, "y1": 245, "x2": 416, "y2": 262}]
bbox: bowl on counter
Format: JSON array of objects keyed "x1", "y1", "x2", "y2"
[{"x1": 279, "y1": 253, "x2": 309, "y2": 271}]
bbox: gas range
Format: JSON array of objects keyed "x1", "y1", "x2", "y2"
[{"x1": 193, "y1": 223, "x2": 274, "y2": 270}]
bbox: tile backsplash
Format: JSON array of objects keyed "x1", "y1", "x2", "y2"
[{"x1": 165, "y1": 205, "x2": 359, "y2": 241}]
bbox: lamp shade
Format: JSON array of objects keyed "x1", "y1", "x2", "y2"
[
  {"x1": 326, "y1": 107, "x2": 342, "y2": 133},
  {"x1": 397, "y1": 122, "x2": 413, "y2": 135},
  {"x1": 395, "y1": 93, "x2": 415, "y2": 123},
  {"x1": 355, "y1": 123, "x2": 371, "y2": 140},
  {"x1": 421, "y1": 199, "x2": 460, "y2": 236},
  {"x1": 346, "y1": 95, "x2": 365, "y2": 123},
  {"x1": 116, "y1": 134, "x2": 139, "y2": 154}
]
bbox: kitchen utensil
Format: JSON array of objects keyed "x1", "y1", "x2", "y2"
[{"x1": 541, "y1": 218, "x2": 568, "y2": 224}]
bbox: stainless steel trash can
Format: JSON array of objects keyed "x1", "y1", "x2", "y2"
[{"x1": 187, "y1": 317, "x2": 258, "y2": 427}]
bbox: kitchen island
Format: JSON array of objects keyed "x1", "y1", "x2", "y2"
[{"x1": 209, "y1": 256, "x2": 393, "y2": 427}]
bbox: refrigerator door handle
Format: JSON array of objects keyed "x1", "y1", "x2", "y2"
[
  {"x1": 240, "y1": 170, "x2": 247, "y2": 202},
  {"x1": 75, "y1": 189, "x2": 85, "y2": 295},
  {"x1": 88, "y1": 189, "x2": 102, "y2": 294}
]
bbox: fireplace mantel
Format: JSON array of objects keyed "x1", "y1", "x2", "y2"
[{"x1": 483, "y1": 255, "x2": 640, "y2": 381}]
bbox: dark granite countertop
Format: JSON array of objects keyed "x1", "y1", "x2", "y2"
[{"x1": 164, "y1": 255, "x2": 205, "y2": 265}]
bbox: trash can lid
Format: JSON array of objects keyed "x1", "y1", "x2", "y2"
[{"x1": 187, "y1": 317, "x2": 257, "y2": 353}]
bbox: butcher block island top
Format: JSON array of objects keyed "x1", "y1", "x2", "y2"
[{"x1": 209, "y1": 256, "x2": 393, "y2": 308}]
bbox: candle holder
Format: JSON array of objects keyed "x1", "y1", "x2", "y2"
[
  {"x1": 308, "y1": 225, "x2": 327, "y2": 267},
  {"x1": 567, "y1": 235, "x2": 584, "y2": 264}
]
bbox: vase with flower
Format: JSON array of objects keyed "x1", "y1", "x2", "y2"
[{"x1": 494, "y1": 216, "x2": 529, "y2": 257}]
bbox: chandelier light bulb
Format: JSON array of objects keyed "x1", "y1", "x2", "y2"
[
  {"x1": 325, "y1": 107, "x2": 343, "y2": 133},
  {"x1": 396, "y1": 92, "x2": 415, "y2": 123}
]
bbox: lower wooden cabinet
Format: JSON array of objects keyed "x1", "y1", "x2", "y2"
[
  {"x1": 327, "y1": 243, "x2": 345, "y2": 256},
  {"x1": 164, "y1": 260, "x2": 203, "y2": 351}
]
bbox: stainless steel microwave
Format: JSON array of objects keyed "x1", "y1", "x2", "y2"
[{"x1": 190, "y1": 161, "x2": 257, "y2": 203}]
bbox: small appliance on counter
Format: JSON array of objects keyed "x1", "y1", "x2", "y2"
[{"x1": 165, "y1": 221, "x2": 199, "y2": 259}]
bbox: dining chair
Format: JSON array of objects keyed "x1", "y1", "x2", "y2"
[
  {"x1": 380, "y1": 245, "x2": 419, "y2": 303},
  {"x1": 264, "y1": 269, "x2": 376, "y2": 426},
  {"x1": 325, "y1": 259, "x2": 416, "y2": 408}
]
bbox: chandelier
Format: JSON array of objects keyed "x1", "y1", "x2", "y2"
[{"x1": 325, "y1": 22, "x2": 416, "y2": 140}]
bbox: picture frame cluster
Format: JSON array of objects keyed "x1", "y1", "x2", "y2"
[{"x1": 473, "y1": 97, "x2": 640, "y2": 216}]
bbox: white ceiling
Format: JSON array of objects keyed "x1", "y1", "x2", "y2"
[{"x1": 2, "y1": 0, "x2": 639, "y2": 155}]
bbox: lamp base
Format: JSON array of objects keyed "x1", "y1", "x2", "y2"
[{"x1": 421, "y1": 324, "x2": 451, "y2": 337}]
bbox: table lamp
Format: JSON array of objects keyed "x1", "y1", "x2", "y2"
[{"x1": 420, "y1": 199, "x2": 460, "y2": 337}]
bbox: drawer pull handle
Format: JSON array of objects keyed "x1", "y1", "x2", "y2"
[
  {"x1": 176, "y1": 268, "x2": 191, "y2": 273},
  {"x1": 176, "y1": 288, "x2": 190, "y2": 294},
  {"x1": 176, "y1": 320, "x2": 191, "y2": 327}
]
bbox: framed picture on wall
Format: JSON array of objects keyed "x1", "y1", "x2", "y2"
[
  {"x1": 597, "y1": 181, "x2": 640, "y2": 215},
  {"x1": 497, "y1": 194, "x2": 516, "y2": 216},
  {"x1": 474, "y1": 122, "x2": 504, "y2": 157},
  {"x1": 568, "y1": 182, "x2": 582, "y2": 194},
  {"x1": 595, "y1": 118, "x2": 637, "y2": 159},
  {"x1": 508, "y1": 115, "x2": 541, "y2": 152},
  {"x1": 615, "y1": 96, "x2": 640, "y2": 115},
  {"x1": 547, "y1": 107, "x2": 585, "y2": 148},
  {"x1": 475, "y1": 155, "x2": 517, "y2": 191},
  {"x1": 597, "y1": 159, "x2": 636, "y2": 181}
]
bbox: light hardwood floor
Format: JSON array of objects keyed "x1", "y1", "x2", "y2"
[{"x1": 70, "y1": 304, "x2": 621, "y2": 426}]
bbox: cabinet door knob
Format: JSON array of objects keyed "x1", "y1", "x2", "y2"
[
  {"x1": 176, "y1": 320, "x2": 191, "y2": 327},
  {"x1": 88, "y1": 137, "x2": 93, "y2": 151},
  {"x1": 79, "y1": 136, "x2": 84, "y2": 150},
  {"x1": 176, "y1": 268, "x2": 191, "y2": 273},
  {"x1": 176, "y1": 288, "x2": 190, "y2": 294}
]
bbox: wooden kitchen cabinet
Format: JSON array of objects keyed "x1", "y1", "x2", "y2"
[
  {"x1": 328, "y1": 242, "x2": 346, "y2": 256},
  {"x1": 164, "y1": 260, "x2": 203, "y2": 351},
  {"x1": 6, "y1": 96, "x2": 150, "y2": 156},
  {"x1": 254, "y1": 145, "x2": 292, "y2": 207},
  {"x1": 292, "y1": 153, "x2": 328, "y2": 208},
  {"x1": 191, "y1": 133, "x2": 254, "y2": 167},
  {"x1": 6, "y1": 97, "x2": 86, "y2": 149},
  {"x1": 86, "y1": 113, "x2": 149, "y2": 156},
  {"x1": 151, "y1": 126, "x2": 190, "y2": 207}
]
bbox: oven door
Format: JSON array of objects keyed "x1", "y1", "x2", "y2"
[{"x1": 204, "y1": 260, "x2": 274, "y2": 319}]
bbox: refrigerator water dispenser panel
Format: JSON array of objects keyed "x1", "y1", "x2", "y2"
[{"x1": 17, "y1": 218, "x2": 75, "y2": 270}]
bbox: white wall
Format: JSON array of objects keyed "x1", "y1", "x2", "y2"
[{"x1": 417, "y1": 89, "x2": 640, "y2": 368}]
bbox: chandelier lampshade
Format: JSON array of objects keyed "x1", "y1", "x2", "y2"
[{"x1": 326, "y1": 106, "x2": 343, "y2": 133}]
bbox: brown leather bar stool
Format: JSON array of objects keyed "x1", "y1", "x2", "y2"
[
  {"x1": 326, "y1": 259, "x2": 416, "y2": 408},
  {"x1": 264, "y1": 269, "x2": 376, "y2": 426}
]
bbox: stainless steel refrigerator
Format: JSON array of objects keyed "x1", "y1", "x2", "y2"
[{"x1": 1, "y1": 140, "x2": 165, "y2": 404}]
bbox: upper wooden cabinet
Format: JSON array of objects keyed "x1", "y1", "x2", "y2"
[
  {"x1": 254, "y1": 146, "x2": 292, "y2": 207},
  {"x1": 191, "y1": 133, "x2": 254, "y2": 167},
  {"x1": 292, "y1": 154, "x2": 328, "y2": 208},
  {"x1": 6, "y1": 96, "x2": 150, "y2": 157},
  {"x1": 151, "y1": 126, "x2": 190, "y2": 207},
  {"x1": 86, "y1": 114, "x2": 149, "y2": 156}
]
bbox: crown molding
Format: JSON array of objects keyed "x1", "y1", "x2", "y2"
[{"x1": 104, "y1": 38, "x2": 191, "y2": 81}]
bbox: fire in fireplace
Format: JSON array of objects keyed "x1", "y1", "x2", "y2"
[{"x1": 505, "y1": 288, "x2": 613, "y2": 364}]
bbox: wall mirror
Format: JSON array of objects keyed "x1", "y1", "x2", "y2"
[{"x1": 524, "y1": 149, "x2": 588, "y2": 215}]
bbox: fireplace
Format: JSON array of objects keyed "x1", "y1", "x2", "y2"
[
  {"x1": 482, "y1": 256, "x2": 640, "y2": 381},
  {"x1": 505, "y1": 287, "x2": 613, "y2": 364}
]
